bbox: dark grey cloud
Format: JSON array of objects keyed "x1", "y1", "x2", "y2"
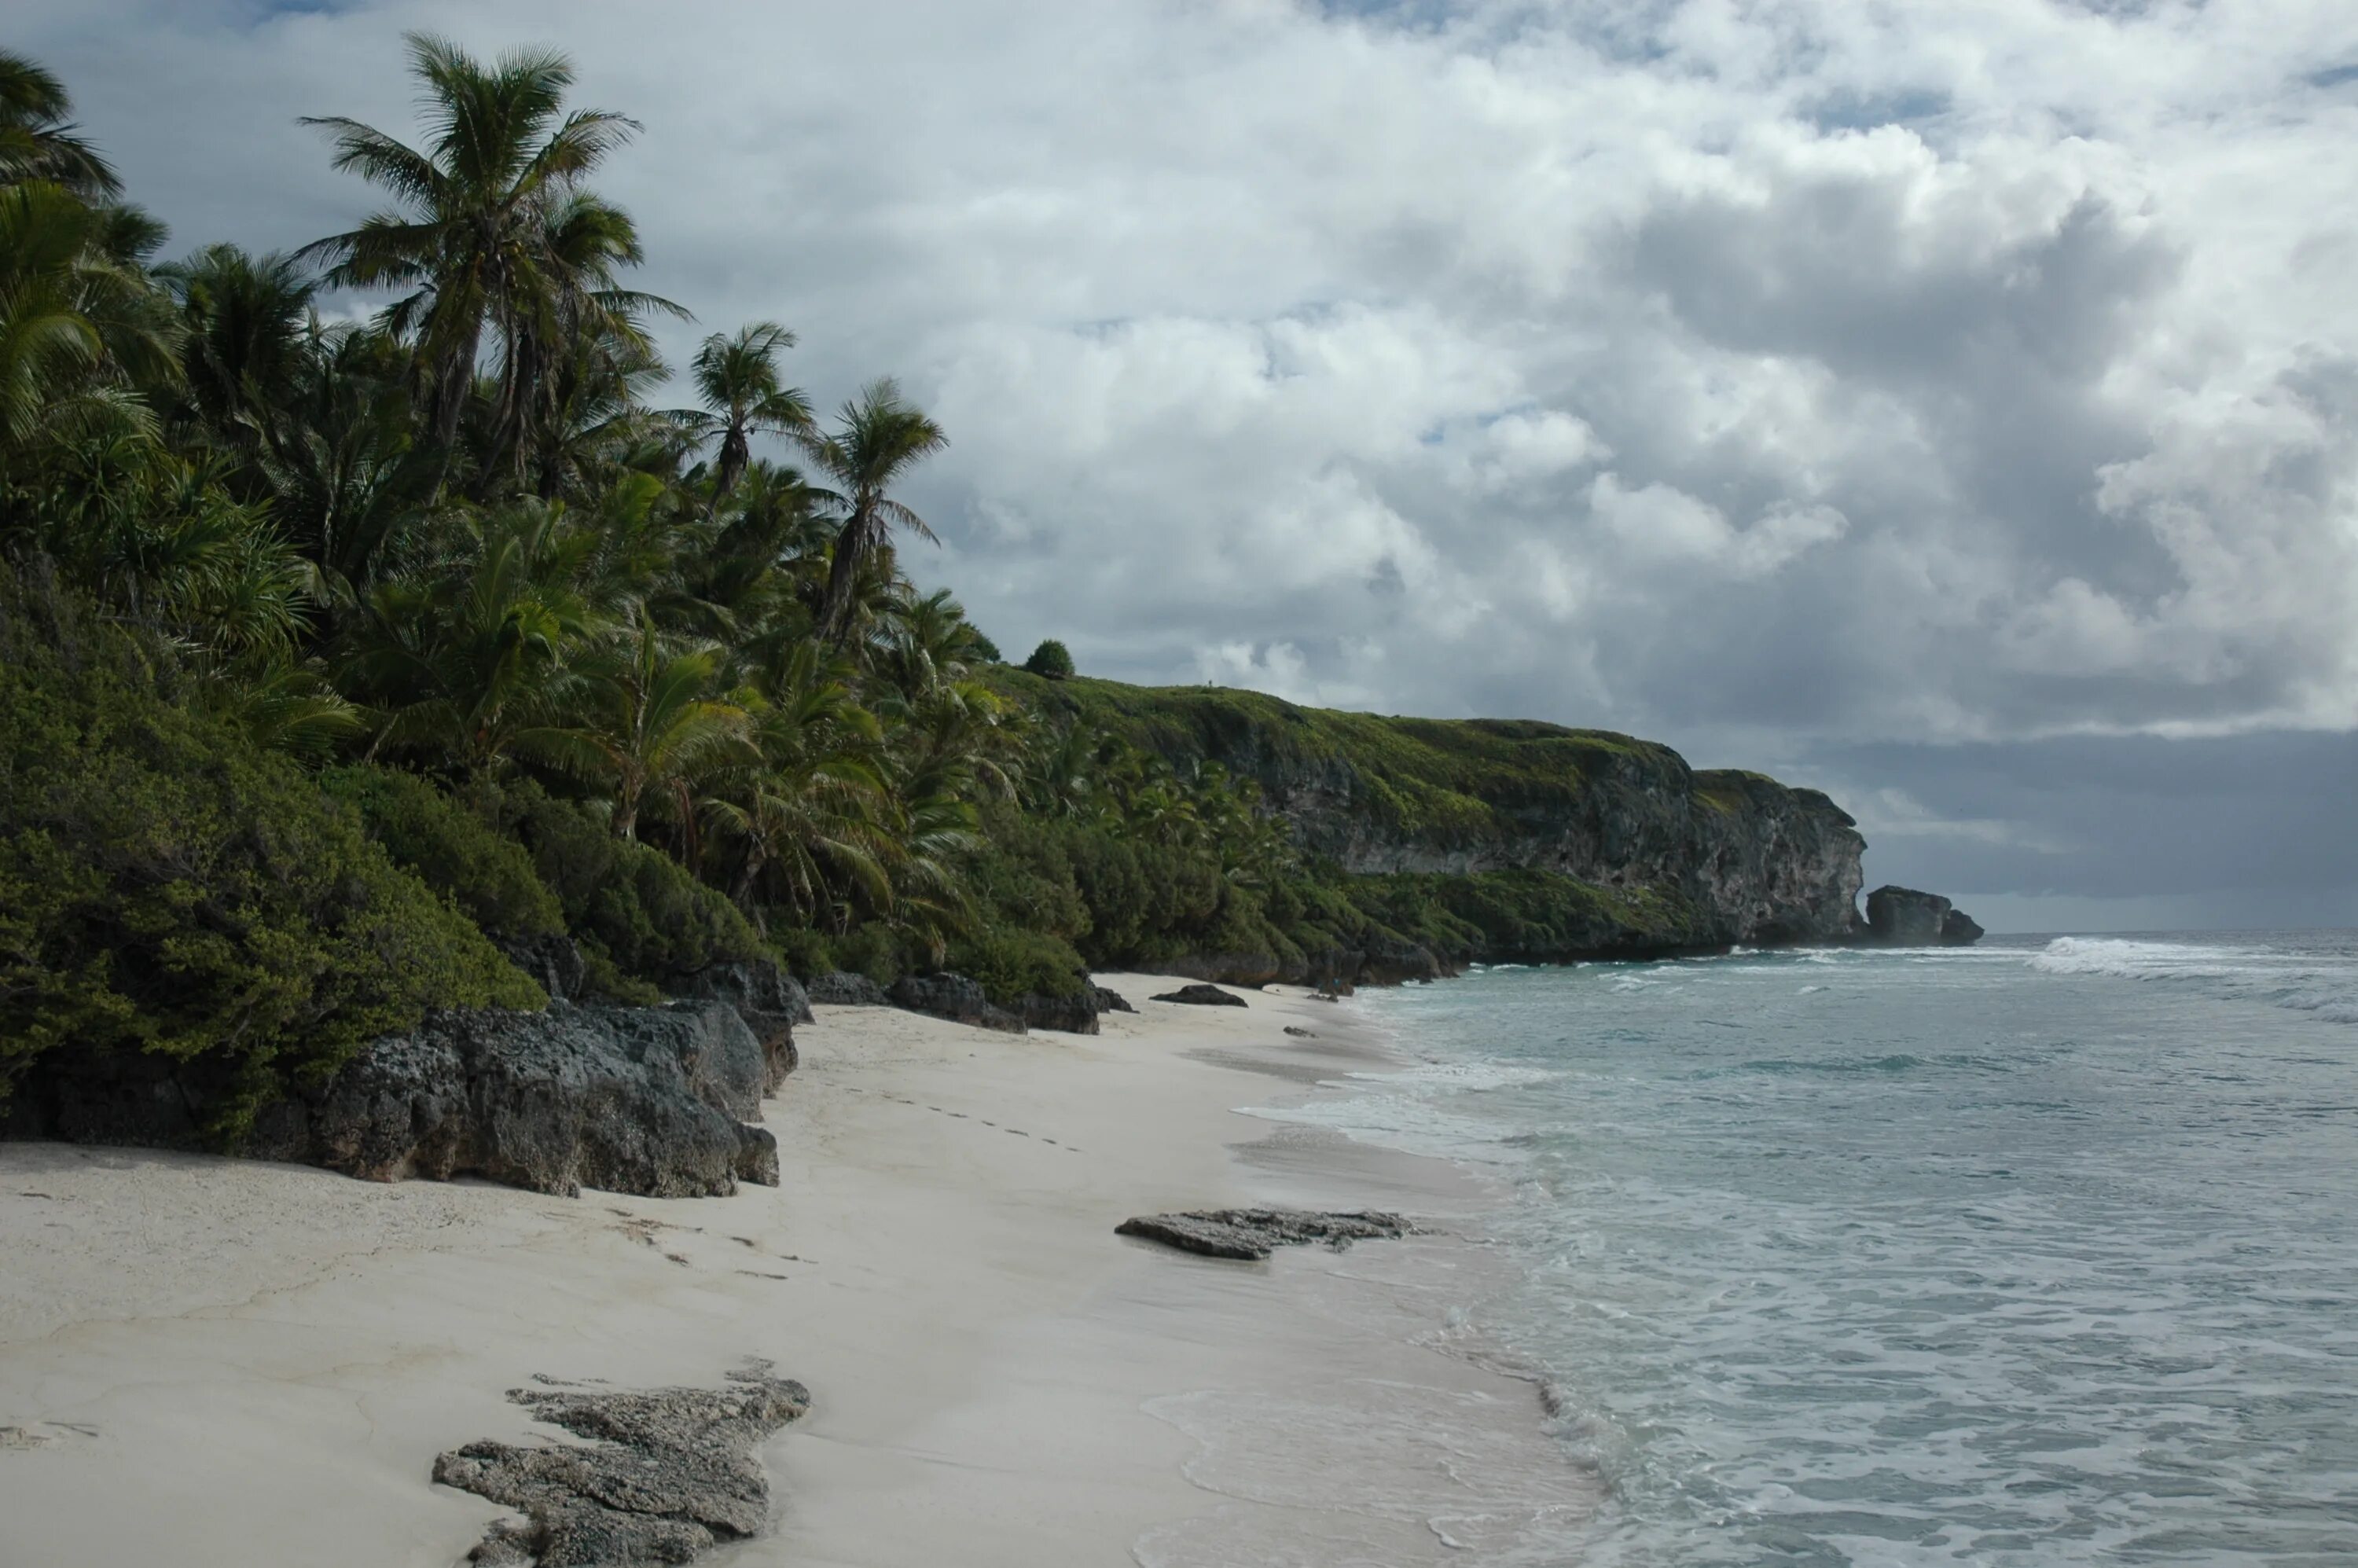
[{"x1": 17, "y1": 0, "x2": 2358, "y2": 929}]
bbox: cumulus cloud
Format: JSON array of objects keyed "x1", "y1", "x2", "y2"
[{"x1": 18, "y1": 0, "x2": 2358, "y2": 918}]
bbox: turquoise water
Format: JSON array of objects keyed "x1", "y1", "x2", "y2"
[{"x1": 1309, "y1": 933, "x2": 2358, "y2": 1566}]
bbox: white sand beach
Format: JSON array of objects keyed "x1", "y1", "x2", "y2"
[{"x1": 0, "y1": 978, "x2": 1590, "y2": 1566}]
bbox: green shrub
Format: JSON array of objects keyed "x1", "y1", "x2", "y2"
[
  {"x1": 1023, "y1": 638, "x2": 1074, "y2": 680},
  {"x1": 321, "y1": 765, "x2": 564, "y2": 938},
  {"x1": 490, "y1": 781, "x2": 768, "y2": 993},
  {"x1": 0, "y1": 565, "x2": 542, "y2": 1144},
  {"x1": 948, "y1": 924, "x2": 1088, "y2": 1003},
  {"x1": 831, "y1": 924, "x2": 908, "y2": 988}
]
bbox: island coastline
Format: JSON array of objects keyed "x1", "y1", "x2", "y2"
[{"x1": 0, "y1": 976, "x2": 1590, "y2": 1566}]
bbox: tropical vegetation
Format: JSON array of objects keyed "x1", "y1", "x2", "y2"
[{"x1": 0, "y1": 39, "x2": 1706, "y2": 1135}]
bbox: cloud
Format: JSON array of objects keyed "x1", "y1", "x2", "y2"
[{"x1": 17, "y1": 0, "x2": 2358, "y2": 913}]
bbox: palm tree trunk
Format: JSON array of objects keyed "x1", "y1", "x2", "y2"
[{"x1": 817, "y1": 510, "x2": 869, "y2": 646}]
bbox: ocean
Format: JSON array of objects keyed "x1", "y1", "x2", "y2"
[{"x1": 1264, "y1": 931, "x2": 2358, "y2": 1566}]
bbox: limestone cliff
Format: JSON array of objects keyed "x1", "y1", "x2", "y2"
[{"x1": 1001, "y1": 674, "x2": 1867, "y2": 959}]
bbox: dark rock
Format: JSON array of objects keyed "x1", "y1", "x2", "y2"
[
  {"x1": 1016, "y1": 990, "x2": 1099, "y2": 1035},
  {"x1": 887, "y1": 972, "x2": 1026, "y2": 1034},
  {"x1": 1150, "y1": 983, "x2": 1248, "y2": 1008},
  {"x1": 1091, "y1": 985, "x2": 1135, "y2": 1015},
  {"x1": 803, "y1": 971, "x2": 887, "y2": 1007},
  {"x1": 496, "y1": 934, "x2": 587, "y2": 1004},
  {"x1": 10, "y1": 1001, "x2": 780, "y2": 1199},
  {"x1": 1115, "y1": 1207, "x2": 1412, "y2": 1260},
  {"x1": 674, "y1": 958, "x2": 813, "y2": 1026},
  {"x1": 1283, "y1": 1026, "x2": 1317, "y2": 1038},
  {"x1": 433, "y1": 1362, "x2": 810, "y2": 1567},
  {"x1": 672, "y1": 959, "x2": 807, "y2": 1089},
  {"x1": 1862, "y1": 885, "x2": 1982, "y2": 946},
  {"x1": 255, "y1": 1002, "x2": 777, "y2": 1198}
]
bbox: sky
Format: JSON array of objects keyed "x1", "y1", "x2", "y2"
[{"x1": 19, "y1": 0, "x2": 2358, "y2": 931}]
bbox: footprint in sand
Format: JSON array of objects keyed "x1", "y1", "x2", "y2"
[{"x1": 0, "y1": 1423, "x2": 99, "y2": 1451}]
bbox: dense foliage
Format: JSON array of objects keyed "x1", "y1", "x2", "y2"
[
  {"x1": 0, "y1": 40, "x2": 1713, "y2": 1131},
  {"x1": 0, "y1": 561, "x2": 540, "y2": 1140}
]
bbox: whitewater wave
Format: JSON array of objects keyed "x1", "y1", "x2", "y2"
[{"x1": 2029, "y1": 936, "x2": 2358, "y2": 1023}]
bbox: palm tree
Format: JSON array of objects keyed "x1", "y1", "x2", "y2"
[
  {"x1": 340, "y1": 500, "x2": 600, "y2": 774},
  {"x1": 484, "y1": 189, "x2": 685, "y2": 493},
  {"x1": 159, "y1": 244, "x2": 316, "y2": 454},
  {"x1": 0, "y1": 52, "x2": 119, "y2": 197},
  {"x1": 686, "y1": 322, "x2": 812, "y2": 502},
  {"x1": 525, "y1": 610, "x2": 747, "y2": 841},
  {"x1": 798, "y1": 378, "x2": 947, "y2": 644},
  {"x1": 702, "y1": 642, "x2": 891, "y2": 924},
  {"x1": 0, "y1": 180, "x2": 174, "y2": 463},
  {"x1": 298, "y1": 33, "x2": 643, "y2": 472}
]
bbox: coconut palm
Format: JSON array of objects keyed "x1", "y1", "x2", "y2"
[
  {"x1": 523, "y1": 610, "x2": 747, "y2": 841},
  {"x1": 298, "y1": 33, "x2": 644, "y2": 471},
  {"x1": 0, "y1": 180, "x2": 178, "y2": 471},
  {"x1": 685, "y1": 321, "x2": 812, "y2": 503},
  {"x1": 703, "y1": 641, "x2": 892, "y2": 924},
  {"x1": 797, "y1": 378, "x2": 946, "y2": 644},
  {"x1": 340, "y1": 500, "x2": 601, "y2": 774},
  {"x1": 159, "y1": 244, "x2": 317, "y2": 455},
  {"x1": 0, "y1": 52, "x2": 119, "y2": 197}
]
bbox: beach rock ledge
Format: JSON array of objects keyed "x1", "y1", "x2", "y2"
[
  {"x1": 1117, "y1": 1207, "x2": 1412, "y2": 1259},
  {"x1": 1150, "y1": 983, "x2": 1249, "y2": 1008},
  {"x1": 435, "y1": 1362, "x2": 810, "y2": 1566}
]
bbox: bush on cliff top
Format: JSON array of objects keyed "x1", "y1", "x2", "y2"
[
  {"x1": 483, "y1": 780, "x2": 768, "y2": 1000},
  {"x1": 0, "y1": 565, "x2": 542, "y2": 1142},
  {"x1": 321, "y1": 765, "x2": 565, "y2": 940}
]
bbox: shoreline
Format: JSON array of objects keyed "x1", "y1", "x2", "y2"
[{"x1": 0, "y1": 975, "x2": 1589, "y2": 1565}]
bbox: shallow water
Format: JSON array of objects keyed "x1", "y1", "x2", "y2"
[{"x1": 1254, "y1": 931, "x2": 2358, "y2": 1566}]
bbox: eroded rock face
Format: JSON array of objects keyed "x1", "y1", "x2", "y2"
[
  {"x1": 1016, "y1": 990, "x2": 1099, "y2": 1035},
  {"x1": 248, "y1": 1001, "x2": 780, "y2": 1199},
  {"x1": 672, "y1": 959, "x2": 807, "y2": 1089},
  {"x1": 9, "y1": 1001, "x2": 780, "y2": 1199},
  {"x1": 1863, "y1": 885, "x2": 1982, "y2": 946},
  {"x1": 1091, "y1": 985, "x2": 1136, "y2": 1015},
  {"x1": 1115, "y1": 1208, "x2": 1412, "y2": 1260},
  {"x1": 1150, "y1": 984, "x2": 1248, "y2": 1008},
  {"x1": 887, "y1": 972, "x2": 1027, "y2": 1034},
  {"x1": 434, "y1": 1363, "x2": 810, "y2": 1567},
  {"x1": 495, "y1": 934, "x2": 587, "y2": 1004},
  {"x1": 803, "y1": 971, "x2": 887, "y2": 1007}
]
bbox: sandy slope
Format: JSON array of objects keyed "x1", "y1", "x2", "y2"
[{"x1": 0, "y1": 977, "x2": 1588, "y2": 1566}]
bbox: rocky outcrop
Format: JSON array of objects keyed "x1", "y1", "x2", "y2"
[
  {"x1": 11, "y1": 1001, "x2": 780, "y2": 1198},
  {"x1": 1016, "y1": 990, "x2": 1099, "y2": 1034},
  {"x1": 1092, "y1": 985, "x2": 1135, "y2": 1015},
  {"x1": 1863, "y1": 885, "x2": 1983, "y2": 947},
  {"x1": 804, "y1": 971, "x2": 887, "y2": 1007},
  {"x1": 672, "y1": 958, "x2": 808, "y2": 1088},
  {"x1": 1115, "y1": 1208, "x2": 1412, "y2": 1260},
  {"x1": 259, "y1": 1002, "x2": 778, "y2": 1197},
  {"x1": 887, "y1": 972, "x2": 1026, "y2": 1034},
  {"x1": 434, "y1": 1363, "x2": 810, "y2": 1566},
  {"x1": 1150, "y1": 983, "x2": 1248, "y2": 1008},
  {"x1": 496, "y1": 933, "x2": 588, "y2": 1004}
]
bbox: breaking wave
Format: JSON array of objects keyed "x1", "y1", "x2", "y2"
[{"x1": 2029, "y1": 935, "x2": 2358, "y2": 1023}]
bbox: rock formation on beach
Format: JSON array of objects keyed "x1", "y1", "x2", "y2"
[
  {"x1": 1116, "y1": 1207, "x2": 1413, "y2": 1259},
  {"x1": 1861, "y1": 885, "x2": 1985, "y2": 947},
  {"x1": 434, "y1": 1363, "x2": 810, "y2": 1567},
  {"x1": 6, "y1": 950, "x2": 804, "y2": 1199},
  {"x1": 1150, "y1": 983, "x2": 1250, "y2": 1008}
]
